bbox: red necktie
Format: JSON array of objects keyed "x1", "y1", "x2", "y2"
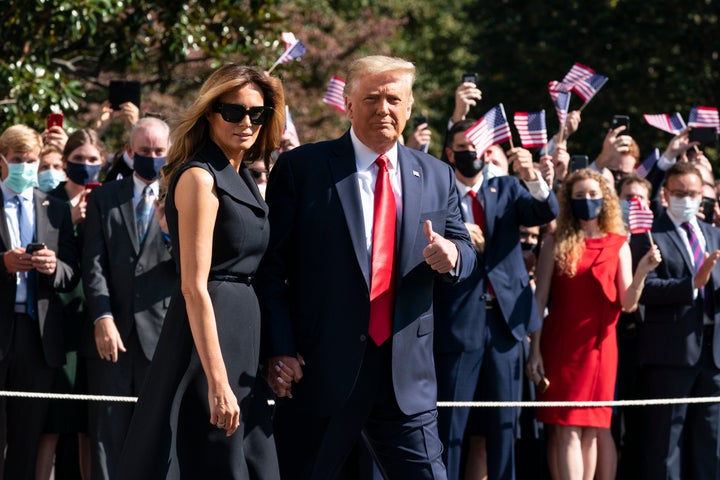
[
  {"x1": 467, "y1": 189, "x2": 495, "y2": 297},
  {"x1": 369, "y1": 155, "x2": 396, "y2": 345}
]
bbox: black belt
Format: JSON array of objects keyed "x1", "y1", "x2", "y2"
[
  {"x1": 208, "y1": 273, "x2": 253, "y2": 285},
  {"x1": 14, "y1": 303, "x2": 27, "y2": 314}
]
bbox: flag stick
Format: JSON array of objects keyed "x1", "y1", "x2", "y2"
[
  {"x1": 508, "y1": 137, "x2": 515, "y2": 150},
  {"x1": 647, "y1": 230, "x2": 655, "y2": 247},
  {"x1": 266, "y1": 60, "x2": 282, "y2": 75},
  {"x1": 578, "y1": 101, "x2": 589, "y2": 113}
]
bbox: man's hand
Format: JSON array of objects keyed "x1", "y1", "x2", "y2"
[
  {"x1": 508, "y1": 147, "x2": 537, "y2": 182},
  {"x1": 94, "y1": 316, "x2": 127, "y2": 363},
  {"x1": 539, "y1": 155, "x2": 555, "y2": 186},
  {"x1": 464, "y1": 222, "x2": 485, "y2": 254},
  {"x1": 266, "y1": 354, "x2": 305, "y2": 398},
  {"x1": 694, "y1": 250, "x2": 720, "y2": 290},
  {"x1": 451, "y1": 82, "x2": 482, "y2": 124},
  {"x1": 3, "y1": 247, "x2": 33, "y2": 273},
  {"x1": 42, "y1": 126, "x2": 68, "y2": 152},
  {"x1": 664, "y1": 128, "x2": 698, "y2": 162},
  {"x1": 30, "y1": 246, "x2": 58, "y2": 276},
  {"x1": 71, "y1": 191, "x2": 90, "y2": 225},
  {"x1": 422, "y1": 220, "x2": 459, "y2": 273},
  {"x1": 405, "y1": 122, "x2": 432, "y2": 151}
]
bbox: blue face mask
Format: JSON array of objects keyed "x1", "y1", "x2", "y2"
[
  {"x1": 2, "y1": 156, "x2": 38, "y2": 193},
  {"x1": 133, "y1": 154, "x2": 167, "y2": 181},
  {"x1": 65, "y1": 161, "x2": 101, "y2": 186},
  {"x1": 571, "y1": 198, "x2": 603, "y2": 221},
  {"x1": 38, "y1": 169, "x2": 66, "y2": 192}
]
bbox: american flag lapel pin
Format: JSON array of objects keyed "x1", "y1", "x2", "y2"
[
  {"x1": 490, "y1": 187, "x2": 497, "y2": 193},
  {"x1": 412, "y1": 170, "x2": 420, "y2": 177}
]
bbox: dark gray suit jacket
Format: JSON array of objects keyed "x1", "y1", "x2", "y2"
[
  {"x1": 82, "y1": 176, "x2": 176, "y2": 360},
  {"x1": 0, "y1": 188, "x2": 80, "y2": 367}
]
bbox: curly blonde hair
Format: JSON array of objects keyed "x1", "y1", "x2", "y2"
[{"x1": 554, "y1": 168, "x2": 626, "y2": 276}]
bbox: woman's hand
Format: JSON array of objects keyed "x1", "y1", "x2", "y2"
[
  {"x1": 525, "y1": 346, "x2": 545, "y2": 386},
  {"x1": 637, "y1": 244, "x2": 662, "y2": 276},
  {"x1": 208, "y1": 385, "x2": 240, "y2": 437}
]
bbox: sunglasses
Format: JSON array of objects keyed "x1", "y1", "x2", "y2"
[{"x1": 212, "y1": 103, "x2": 272, "y2": 125}]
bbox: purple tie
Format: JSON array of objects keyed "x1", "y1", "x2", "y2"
[{"x1": 682, "y1": 222, "x2": 712, "y2": 317}]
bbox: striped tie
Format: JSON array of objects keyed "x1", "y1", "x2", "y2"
[{"x1": 682, "y1": 222, "x2": 712, "y2": 317}]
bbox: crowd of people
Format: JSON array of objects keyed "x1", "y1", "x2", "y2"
[{"x1": 0, "y1": 53, "x2": 719, "y2": 480}]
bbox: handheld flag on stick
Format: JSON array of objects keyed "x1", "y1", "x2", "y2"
[
  {"x1": 268, "y1": 32, "x2": 307, "y2": 73},
  {"x1": 574, "y1": 73, "x2": 608, "y2": 106},
  {"x1": 322, "y1": 76, "x2": 346, "y2": 113},
  {"x1": 635, "y1": 148, "x2": 660, "y2": 178},
  {"x1": 284, "y1": 106, "x2": 299, "y2": 144},
  {"x1": 464, "y1": 104, "x2": 512, "y2": 154},
  {"x1": 643, "y1": 113, "x2": 686, "y2": 135},
  {"x1": 514, "y1": 111, "x2": 547, "y2": 148},
  {"x1": 688, "y1": 106, "x2": 720, "y2": 131},
  {"x1": 561, "y1": 63, "x2": 594, "y2": 88}
]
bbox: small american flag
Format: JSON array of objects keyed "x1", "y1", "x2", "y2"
[
  {"x1": 573, "y1": 73, "x2": 608, "y2": 104},
  {"x1": 548, "y1": 80, "x2": 571, "y2": 102},
  {"x1": 284, "y1": 105, "x2": 299, "y2": 144},
  {"x1": 635, "y1": 148, "x2": 660, "y2": 178},
  {"x1": 268, "y1": 32, "x2": 307, "y2": 72},
  {"x1": 464, "y1": 104, "x2": 512, "y2": 154},
  {"x1": 514, "y1": 111, "x2": 547, "y2": 148},
  {"x1": 322, "y1": 76, "x2": 346, "y2": 113},
  {"x1": 549, "y1": 83, "x2": 571, "y2": 127},
  {"x1": 628, "y1": 197, "x2": 654, "y2": 234},
  {"x1": 688, "y1": 106, "x2": 720, "y2": 131},
  {"x1": 561, "y1": 63, "x2": 594, "y2": 88},
  {"x1": 643, "y1": 113, "x2": 686, "y2": 135}
]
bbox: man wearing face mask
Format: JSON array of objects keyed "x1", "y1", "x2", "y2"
[
  {"x1": 81, "y1": 116, "x2": 176, "y2": 480},
  {"x1": 433, "y1": 119, "x2": 558, "y2": 480},
  {"x1": 633, "y1": 162, "x2": 720, "y2": 479},
  {"x1": 0, "y1": 124, "x2": 80, "y2": 478}
]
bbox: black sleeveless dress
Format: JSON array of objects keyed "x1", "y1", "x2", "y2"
[{"x1": 118, "y1": 141, "x2": 278, "y2": 479}]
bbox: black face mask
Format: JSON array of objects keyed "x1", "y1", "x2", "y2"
[{"x1": 452, "y1": 150, "x2": 485, "y2": 178}]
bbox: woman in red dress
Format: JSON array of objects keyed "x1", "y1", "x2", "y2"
[{"x1": 526, "y1": 168, "x2": 661, "y2": 480}]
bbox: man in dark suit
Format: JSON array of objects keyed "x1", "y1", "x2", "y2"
[
  {"x1": 82, "y1": 117, "x2": 176, "y2": 480},
  {"x1": 0, "y1": 124, "x2": 80, "y2": 478},
  {"x1": 433, "y1": 120, "x2": 558, "y2": 480},
  {"x1": 634, "y1": 161, "x2": 720, "y2": 479},
  {"x1": 256, "y1": 55, "x2": 476, "y2": 479}
]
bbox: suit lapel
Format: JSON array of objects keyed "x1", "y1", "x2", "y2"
[
  {"x1": 33, "y1": 190, "x2": 49, "y2": 244},
  {"x1": 398, "y1": 146, "x2": 422, "y2": 277},
  {"x1": 0, "y1": 189, "x2": 12, "y2": 249},
  {"x1": 117, "y1": 177, "x2": 140, "y2": 254},
  {"x1": 328, "y1": 133, "x2": 370, "y2": 287},
  {"x1": 482, "y1": 177, "x2": 498, "y2": 239}
]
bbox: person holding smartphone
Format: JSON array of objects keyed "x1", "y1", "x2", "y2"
[{"x1": 0, "y1": 124, "x2": 80, "y2": 479}]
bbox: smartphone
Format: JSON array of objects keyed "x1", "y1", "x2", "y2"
[
  {"x1": 109, "y1": 80, "x2": 141, "y2": 110},
  {"x1": 611, "y1": 115, "x2": 630, "y2": 133},
  {"x1": 86, "y1": 182, "x2": 102, "y2": 191},
  {"x1": 25, "y1": 242, "x2": 46, "y2": 254},
  {"x1": 701, "y1": 196, "x2": 716, "y2": 224},
  {"x1": 569, "y1": 155, "x2": 589, "y2": 172},
  {"x1": 413, "y1": 115, "x2": 428, "y2": 129},
  {"x1": 46, "y1": 113, "x2": 64, "y2": 130},
  {"x1": 462, "y1": 72, "x2": 478, "y2": 84},
  {"x1": 689, "y1": 127, "x2": 718, "y2": 145}
]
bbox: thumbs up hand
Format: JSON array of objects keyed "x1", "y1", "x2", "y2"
[{"x1": 422, "y1": 220, "x2": 459, "y2": 274}]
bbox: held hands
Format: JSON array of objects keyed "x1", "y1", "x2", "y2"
[
  {"x1": 3, "y1": 246, "x2": 57, "y2": 275},
  {"x1": 94, "y1": 316, "x2": 127, "y2": 363},
  {"x1": 266, "y1": 354, "x2": 305, "y2": 398},
  {"x1": 209, "y1": 386, "x2": 240, "y2": 437},
  {"x1": 694, "y1": 250, "x2": 720, "y2": 290},
  {"x1": 423, "y1": 220, "x2": 459, "y2": 274}
]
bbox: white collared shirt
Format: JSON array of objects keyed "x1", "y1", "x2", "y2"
[
  {"x1": 1, "y1": 179, "x2": 35, "y2": 304},
  {"x1": 132, "y1": 174, "x2": 159, "y2": 209}
]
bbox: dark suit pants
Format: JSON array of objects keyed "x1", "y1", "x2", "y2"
[
  {"x1": 0, "y1": 313, "x2": 55, "y2": 479},
  {"x1": 639, "y1": 331, "x2": 720, "y2": 480},
  {"x1": 86, "y1": 328, "x2": 150, "y2": 480},
  {"x1": 436, "y1": 307, "x2": 522, "y2": 480},
  {"x1": 274, "y1": 341, "x2": 446, "y2": 480}
]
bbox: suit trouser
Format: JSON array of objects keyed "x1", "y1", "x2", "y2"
[
  {"x1": 274, "y1": 340, "x2": 447, "y2": 480},
  {"x1": 639, "y1": 330, "x2": 720, "y2": 480},
  {"x1": 86, "y1": 328, "x2": 150, "y2": 480},
  {"x1": 436, "y1": 307, "x2": 522, "y2": 480},
  {"x1": 0, "y1": 313, "x2": 55, "y2": 480}
]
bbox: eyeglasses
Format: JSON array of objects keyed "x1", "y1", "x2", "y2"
[{"x1": 212, "y1": 103, "x2": 272, "y2": 125}]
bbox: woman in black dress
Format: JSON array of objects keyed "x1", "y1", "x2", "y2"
[{"x1": 119, "y1": 65, "x2": 284, "y2": 479}]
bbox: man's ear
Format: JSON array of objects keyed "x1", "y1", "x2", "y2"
[{"x1": 445, "y1": 147, "x2": 455, "y2": 164}]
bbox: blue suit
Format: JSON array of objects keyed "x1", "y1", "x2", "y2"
[
  {"x1": 256, "y1": 131, "x2": 476, "y2": 479},
  {"x1": 434, "y1": 175, "x2": 558, "y2": 480},
  {"x1": 634, "y1": 212, "x2": 720, "y2": 480}
]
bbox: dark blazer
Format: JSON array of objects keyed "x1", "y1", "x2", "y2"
[
  {"x1": 0, "y1": 188, "x2": 80, "y2": 367},
  {"x1": 256, "y1": 132, "x2": 476, "y2": 417},
  {"x1": 434, "y1": 175, "x2": 558, "y2": 352},
  {"x1": 82, "y1": 176, "x2": 176, "y2": 360},
  {"x1": 636, "y1": 212, "x2": 720, "y2": 368}
]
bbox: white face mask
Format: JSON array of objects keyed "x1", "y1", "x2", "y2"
[{"x1": 667, "y1": 195, "x2": 700, "y2": 224}]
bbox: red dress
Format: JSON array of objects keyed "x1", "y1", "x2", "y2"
[{"x1": 537, "y1": 233, "x2": 626, "y2": 428}]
